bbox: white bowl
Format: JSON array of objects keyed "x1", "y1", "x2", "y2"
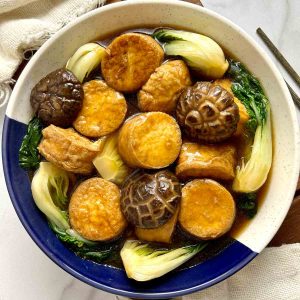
[{"x1": 3, "y1": 1, "x2": 300, "y2": 298}]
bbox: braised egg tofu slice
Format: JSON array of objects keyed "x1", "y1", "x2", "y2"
[
  {"x1": 73, "y1": 80, "x2": 127, "y2": 138},
  {"x1": 138, "y1": 60, "x2": 192, "y2": 113},
  {"x1": 101, "y1": 33, "x2": 164, "y2": 93},
  {"x1": 69, "y1": 178, "x2": 127, "y2": 241},
  {"x1": 179, "y1": 179, "x2": 236, "y2": 240},
  {"x1": 118, "y1": 112, "x2": 182, "y2": 169}
]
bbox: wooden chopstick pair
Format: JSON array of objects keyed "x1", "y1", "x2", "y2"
[{"x1": 256, "y1": 27, "x2": 300, "y2": 109}]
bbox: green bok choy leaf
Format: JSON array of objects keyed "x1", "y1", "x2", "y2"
[
  {"x1": 19, "y1": 117, "x2": 43, "y2": 170},
  {"x1": 236, "y1": 193, "x2": 257, "y2": 219}
]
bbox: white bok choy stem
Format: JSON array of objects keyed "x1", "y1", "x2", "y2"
[
  {"x1": 121, "y1": 240, "x2": 207, "y2": 281},
  {"x1": 66, "y1": 43, "x2": 105, "y2": 82},
  {"x1": 233, "y1": 104, "x2": 272, "y2": 193},
  {"x1": 153, "y1": 29, "x2": 229, "y2": 79},
  {"x1": 31, "y1": 162, "x2": 70, "y2": 230}
]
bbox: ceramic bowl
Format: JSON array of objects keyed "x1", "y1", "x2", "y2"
[{"x1": 2, "y1": 1, "x2": 300, "y2": 298}]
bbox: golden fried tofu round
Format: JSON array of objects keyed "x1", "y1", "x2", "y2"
[
  {"x1": 214, "y1": 79, "x2": 249, "y2": 136},
  {"x1": 101, "y1": 33, "x2": 164, "y2": 93},
  {"x1": 138, "y1": 60, "x2": 191, "y2": 113},
  {"x1": 118, "y1": 112, "x2": 182, "y2": 168},
  {"x1": 73, "y1": 80, "x2": 127, "y2": 137},
  {"x1": 176, "y1": 142, "x2": 237, "y2": 180},
  {"x1": 38, "y1": 125, "x2": 101, "y2": 174},
  {"x1": 179, "y1": 179, "x2": 236, "y2": 240},
  {"x1": 69, "y1": 178, "x2": 127, "y2": 241}
]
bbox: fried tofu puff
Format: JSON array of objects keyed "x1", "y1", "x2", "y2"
[
  {"x1": 179, "y1": 179, "x2": 236, "y2": 240},
  {"x1": 73, "y1": 80, "x2": 127, "y2": 138},
  {"x1": 38, "y1": 125, "x2": 101, "y2": 174},
  {"x1": 176, "y1": 142, "x2": 237, "y2": 181},
  {"x1": 214, "y1": 79, "x2": 249, "y2": 136},
  {"x1": 138, "y1": 60, "x2": 192, "y2": 113},
  {"x1": 101, "y1": 33, "x2": 164, "y2": 93},
  {"x1": 69, "y1": 178, "x2": 127, "y2": 241},
  {"x1": 118, "y1": 112, "x2": 182, "y2": 169}
]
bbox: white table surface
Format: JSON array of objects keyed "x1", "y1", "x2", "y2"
[{"x1": 0, "y1": 1, "x2": 299, "y2": 299}]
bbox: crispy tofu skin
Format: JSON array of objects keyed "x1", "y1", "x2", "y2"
[
  {"x1": 214, "y1": 79, "x2": 249, "y2": 136},
  {"x1": 73, "y1": 80, "x2": 127, "y2": 137},
  {"x1": 179, "y1": 179, "x2": 236, "y2": 239},
  {"x1": 118, "y1": 112, "x2": 182, "y2": 168},
  {"x1": 38, "y1": 125, "x2": 101, "y2": 174},
  {"x1": 138, "y1": 60, "x2": 192, "y2": 113},
  {"x1": 69, "y1": 178, "x2": 127, "y2": 241},
  {"x1": 176, "y1": 142, "x2": 237, "y2": 180},
  {"x1": 101, "y1": 33, "x2": 164, "y2": 93},
  {"x1": 135, "y1": 209, "x2": 179, "y2": 243}
]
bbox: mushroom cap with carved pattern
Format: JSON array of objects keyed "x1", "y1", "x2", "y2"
[
  {"x1": 121, "y1": 170, "x2": 181, "y2": 228},
  {"x1": 176, "y1": 82, "x2": 239, "y2": 143}
]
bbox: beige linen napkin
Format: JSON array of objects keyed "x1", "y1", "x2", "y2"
[
  {"x1": 0, "y1": 0, "x2": 105, "y2": 107},
  {"x1": 186, "y1": 243, "x2": 300, "y2": 300}
]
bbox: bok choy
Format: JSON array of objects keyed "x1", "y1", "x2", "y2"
[
  {"x1": 153, "y1": 29, "x2": 228, "y2": 79},
  {"x1": 19, "y1": 117, "x2": 43, "y2": 170},
  {"x1": 66, "y1": 43, "x2": 105, "y2": 82},
  {"x1": 236, "y1": 193, "x2": 257, "y2": 219},
  {"x1": 31, "y1": 162, "x2": 70, "y2": 230},
  {"x1": 120, "y1": 240, "x2": 207, "y2": 281},
  {"x1": 228, "y1": 60, "x2": 272, "y2": 193},
  {"x1": 31, "y1": 162, "x2": 112, "y2": 261},
  {"x1": 93, "y1": 133, "x2": 131, "y2": 185}
]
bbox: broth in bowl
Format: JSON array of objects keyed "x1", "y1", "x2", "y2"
[{"x1": 19, "y1": 27, "x2": 272, "y2": 281}]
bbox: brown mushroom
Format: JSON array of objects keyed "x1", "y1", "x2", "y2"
[
  {"x1": 121, "y1": 170, "x2": 181, "y2": 229},
  {"x1": 30, "y1": 68, "x2": 83, "y2": 127},
  {"x1": 176, "y1": 82, "x2": 239, "y2": 143}
]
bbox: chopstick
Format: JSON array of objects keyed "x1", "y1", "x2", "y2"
[
  {"x1": 257, "y1": 28, "x2": 300, "y2": 87},
  {"x1": 194, "y1": 0, "x2": 203, "y2": 6},
  {"x1": 257, "y1": 27, "x2": 300, "y2": 108},
  {"x1": 285, "y1": 81, "x2": 300, "y2": 109},
  {"x1": 183, "y1": 0, "x2": 203, "y2": 6}
]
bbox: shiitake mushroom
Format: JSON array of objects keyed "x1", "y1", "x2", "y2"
[
  {"x1": 121, "y1": 170, "x2": 181, "y2": 229},
  {"x1": 30, "y1": 68, "x2": 83, "y2": 127},
  {"x1": 176, "y1": 81, "x2": 239, "y2": 143}
]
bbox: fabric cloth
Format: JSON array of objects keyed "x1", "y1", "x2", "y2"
[
  {"x1": 0, "y1": 0, "x2": 106, "y2": 106},
  {"x1": 186, "y1": 243, "x2": 300, "y2": 300}
]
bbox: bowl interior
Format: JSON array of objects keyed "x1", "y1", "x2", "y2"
[{"x1": 3, "y1": 1, "x2": 300, "y2": 298}]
